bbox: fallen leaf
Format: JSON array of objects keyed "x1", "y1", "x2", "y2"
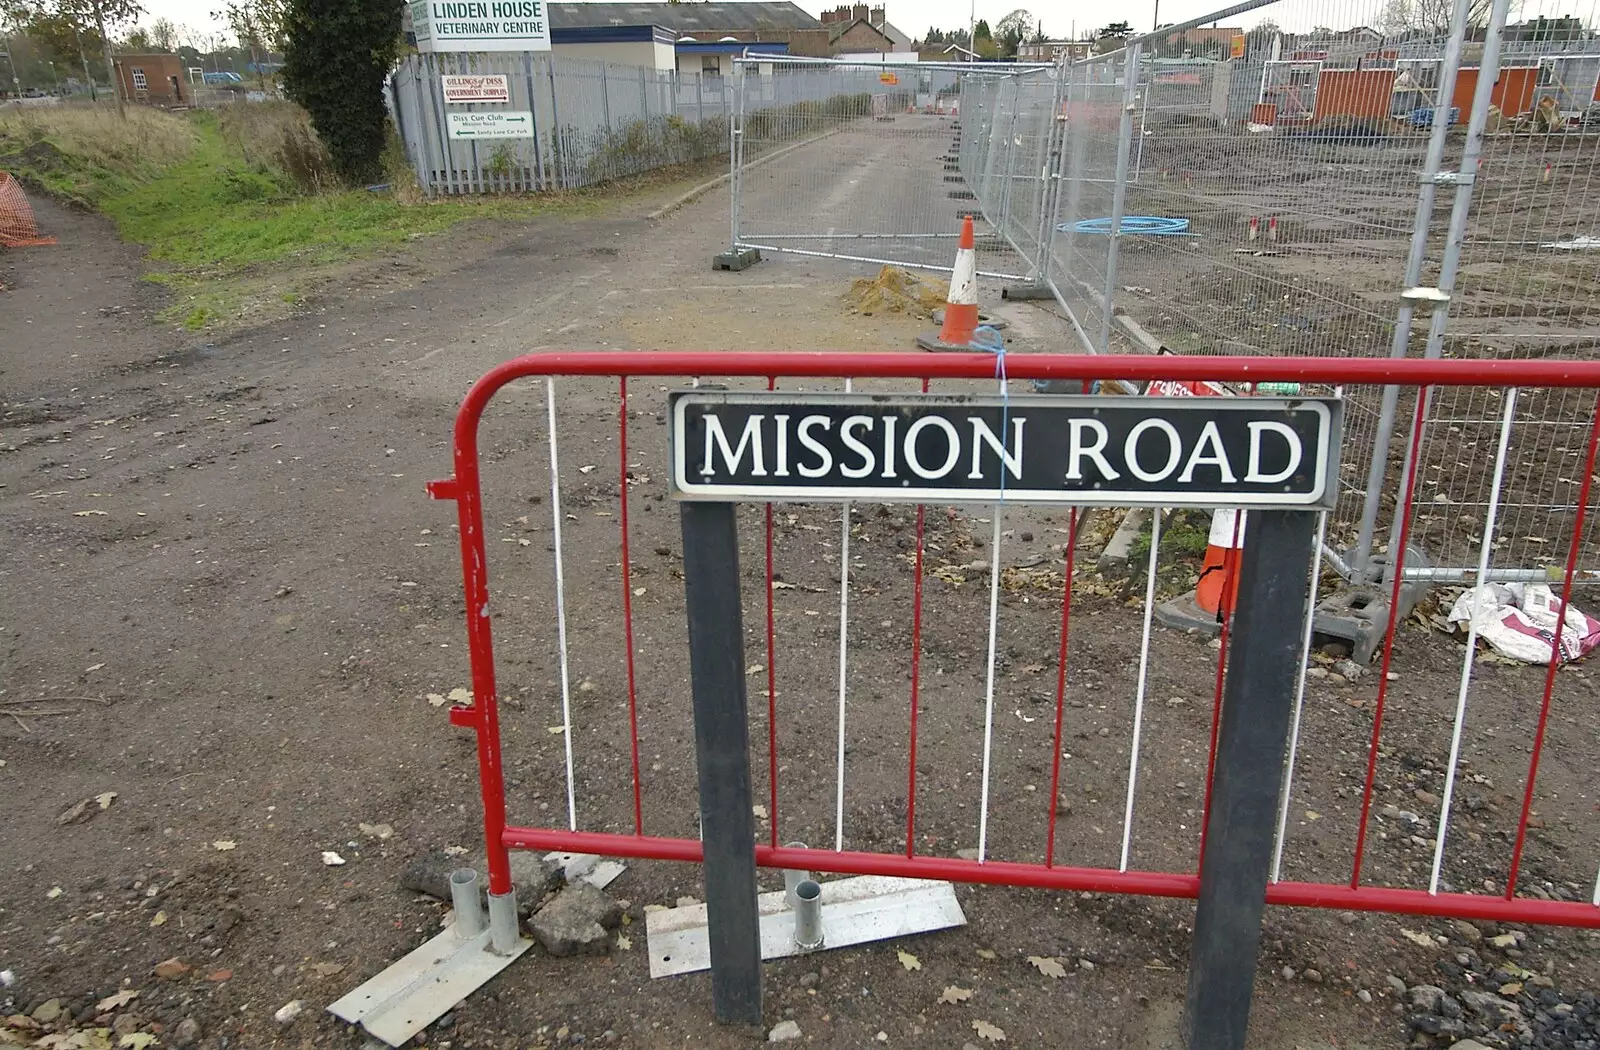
[
  {"x1": 578, "y1": 465, "x2": 597, "y2": 474},
  {"x1": 120, "y1": 1035, "x2": 156, "y2": 1050},
  {"x1": 358, "y1": 822, "x2": 394, "y2": 840},
  {"x1": 616, "y1": 933, "x2": 632, "y2": 951},
  {"x1": 426, "y1": 693, "x2": 447, "y2": 707},
  {"x1": 1489, "y1": 933, "x2": 1518, "y2": 948},
  {"x1": 149, "y1": 911, "x2": 167, "y2": 927},
  {"x1": 204, "y1": 969, "x2": 232, "y2": 982},
  {"x1": 633, "y1": 587, "x2": 646, "y2": 597},
  {"x1": 57, "y1": 798, "x2": 92, "y2": 825},
  {"x1": 547, "y1": 725, "x2": 567, "y2": 735},
  {"x1": 752, "y1": 805, "x2": 768, "y2": 820},
  {"x1": 1305, "y1": 810, "x2": 1322, "y2": 821},
  {"x1": 896, "y1": 949, "x2": 922, "y2": 971},
  {"x1": 46, "y1": 886, "x2": 63, "y2": 899},
  {"x1": 1499, "y1": 982, "x2": 1523, "y2": 996},
  {"x1": 972, "y1": 1019, "x2": 1006, "y2": 1042},
  {"x1": 976, "y1": 949, "x2": 997, "y2": 960},
  {"x1": 746, "y1": 664, "x2": 765, "y2": 676},
  {"x1": 153, "y1": 958, "x2": 190, "y2": 980},
  {"x1": 311, "y1": 962, "x2": 344, "y2": 977},
  {"x1": 211, "y1": 840, "x2": 237, "y2": 852},
  {"x1": 1028, "y1": 955, "x2": 1067, "y2": 978},
  {"x1": 447, "y1": 687, "x2": 472, "y2": 704},
  {"x1": 321, "y1": 851, "x2": 346, "y2": 866},
  {"x1": 97, "y1": 989, "x2": 139, "y2": 1011},
  {"x1": 96, "y1": 791, "x2": 117, "y2": 810},
  {"x1": 1399, "y1": 928, "x2": 1436, "y2": 948},
  {"x1": 444, "y1": 845, "x2": 469, "y2": 857},
  {"x1": 938, "y1": 985, "x2": 973, "y2": 1005}
]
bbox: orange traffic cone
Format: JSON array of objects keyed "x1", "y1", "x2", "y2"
[
  {"x1": 1195, "y1": 508, "x2": 1244, "y2": 620},
  {"x1": 916, "y1": 217, "x2": 981, "y2": 352}
]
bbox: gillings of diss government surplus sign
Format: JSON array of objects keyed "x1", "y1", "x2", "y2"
[
  {"x1": 410, "y1": 0, "x2": 551, "y2": 52},
  {"x1": 670, "y1": 392, "x2": 1341, "y2": 509}
]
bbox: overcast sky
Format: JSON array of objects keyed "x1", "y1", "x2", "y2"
[{"x1": 130, "y1": 0, "x2": 1588, "y2": 44}]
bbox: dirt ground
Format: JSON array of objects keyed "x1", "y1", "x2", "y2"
[{"x1": 3, "y1": 155, "x2": 1600, "y2": 1050}]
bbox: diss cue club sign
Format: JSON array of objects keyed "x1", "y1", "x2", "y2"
[{"x1": 670, "y1": 392, "x2": 1342, "y2": 509}]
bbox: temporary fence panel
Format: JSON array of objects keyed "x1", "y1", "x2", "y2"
[
  {"x1": 730, "y1": 57, "x2": 1033, "y2": 280},
  {"x1": 428, "y1": 351, "x2": 1600, "y2": 1033}
]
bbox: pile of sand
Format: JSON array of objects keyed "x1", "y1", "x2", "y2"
[{"x1": 844, "y1": 265, "x2": 948, "y2": 318}]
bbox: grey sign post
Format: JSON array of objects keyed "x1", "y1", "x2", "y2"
[{"x1": 671, "y1": 391, "x2": 1340, "y2": 1045}]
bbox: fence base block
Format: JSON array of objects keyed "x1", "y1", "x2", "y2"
[
  {"x1": 1155, "y1": 590, "x2": 1222, "y2": 636},
  {"x1": 1002, "y1": 282, "x2": 1054, "y2": 301},
  {"x1": 645, "y1": 875, "x2": 966, "y2": 979},
  {"x1": 328, "y1": 919, "x2": 534, "y2": 1047},
  {"x1": 713, "y1": 247, "x2": 763, "y2": 273}
]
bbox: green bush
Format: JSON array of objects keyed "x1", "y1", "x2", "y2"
[{"x1": 280, "y1": 0, "x2": 402, "y2": 185}]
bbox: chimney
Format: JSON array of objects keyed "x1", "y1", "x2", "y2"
[
  {"x1": 851, "y1": 3, "x2": 869, "y2": 22},
  {"x1": 870, "y1": 5, "x2": 885, "y2": 24}
]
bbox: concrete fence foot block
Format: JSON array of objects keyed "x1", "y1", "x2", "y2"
[
  {"x1": 713, "y1": 247, "x2": 762, "y2": 272},
  {"x1": 1002, "y1": 282, "x2": 1054, "y2": 301}
]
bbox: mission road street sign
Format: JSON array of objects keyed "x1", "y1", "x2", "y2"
[{"x1": 670, "y1": 392, "x2": 1341, "y2": 509}]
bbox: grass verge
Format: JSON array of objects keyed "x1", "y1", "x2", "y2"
[{"x1": 3, "y1": 102, "x2": 715, "y2": 330}]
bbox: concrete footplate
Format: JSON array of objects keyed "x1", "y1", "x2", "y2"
[
  {"x1": 645, "y1": 875, "x2": 965, "y2": 978},
  {"x1": 713, "y1": 247, "x2": 762, "y2": 272},
  {"x1": 328, "y1": 922, "x2": 533, "y2": 1046}
]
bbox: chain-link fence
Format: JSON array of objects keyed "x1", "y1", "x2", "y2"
[
  {"x1": 728, "y1": 57, "x2": 1012, "y2": 277},
  {"x1": 720, "y1": 0, "x2": 1600, "y2": 587}
]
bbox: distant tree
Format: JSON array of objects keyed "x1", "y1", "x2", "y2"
[
  {"x1": 3, "y1": 0, "x2": 142, "y2": 111},
  {"x1": 995, "y1": 8, "x2": 1034, "y2": 56},
  {"x1": 119, "y1": 22, "x2": 145, "y2": 46},
  {"x1": 281, "y1": 0, "x2": 400, "y2": 184},
  {"x1": 923, "y1": 25, "x2": 943, "y2": 45},
  {"x1": 1244, "y1": 19, "x2": 1280, "y2": 56},
  {"x1": 147, "y1": 13, "x2": 174, "y2": 47},
  {"x1": 1381, "y1": 0, "x2": 1492, "y2": 38}
]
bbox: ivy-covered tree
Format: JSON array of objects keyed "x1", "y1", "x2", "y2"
[{"x1": 280, "y1": 0, "x2": 399, "y2": 185}]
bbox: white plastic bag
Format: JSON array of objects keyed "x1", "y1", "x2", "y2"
[{"x1": 1448, "y1": 582, "x2": 1600, "y2": 665}]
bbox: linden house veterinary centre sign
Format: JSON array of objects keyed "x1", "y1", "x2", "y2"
[{"x1": 410, "y1": 0, "x2": 551, "y2": 52}]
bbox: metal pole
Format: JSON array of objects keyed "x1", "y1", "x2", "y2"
[
  {"x1": 1348, "y1": 0, "x2": 1477, "y2": 583},
  {"x1": 731, "y1": 61, "x2": 749, "y2": 252},
  {"x1": 1097, "y1": 41, "x2": 1143, "y2": 355},
  {"x1": 525, "y1": 52, "x2": 546, "y2": 193},
  {"x1": 680, "y1": 501, "x2": 763, "y2": 1027},
  {"x1": 548, "y1": 56, "x2": 565, "y2": 189},
  {"x1": 1027, "y1": 63, "x2": 1070, "y2": 283},
  {"x1": 1184, "y1": 509, "x2": 1319, "y2": 1050},
  {"x1": 1378, "y1": 0, "x2": 1515, "y2": 574}
]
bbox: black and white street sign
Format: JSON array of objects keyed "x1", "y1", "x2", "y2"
[{"x1": 670, "y1": 392, "x2": 1341, "y2": 508}]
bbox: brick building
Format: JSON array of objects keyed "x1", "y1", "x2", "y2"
[{"x1": 113, "y1": 53, "x2": 186, "y2": 106}]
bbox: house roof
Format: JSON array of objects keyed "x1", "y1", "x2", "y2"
[
  {"x1": 875, "y1": 20, "x2": 913, "y2": 49},
  {"x1": 548, "y1": 3, "x2": 821, "y2": 32},
  {"x1": 828, "y1": 17, "x2": 892, "y2": 44}
]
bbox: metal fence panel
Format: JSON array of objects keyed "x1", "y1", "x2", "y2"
[{"x1": 390, "y1": 52, "x2": 736, "y2": 195}]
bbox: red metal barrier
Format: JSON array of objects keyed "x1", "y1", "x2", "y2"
[{"x1": 430, "y1": 351, "x2": 1600, "y2": 930}]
